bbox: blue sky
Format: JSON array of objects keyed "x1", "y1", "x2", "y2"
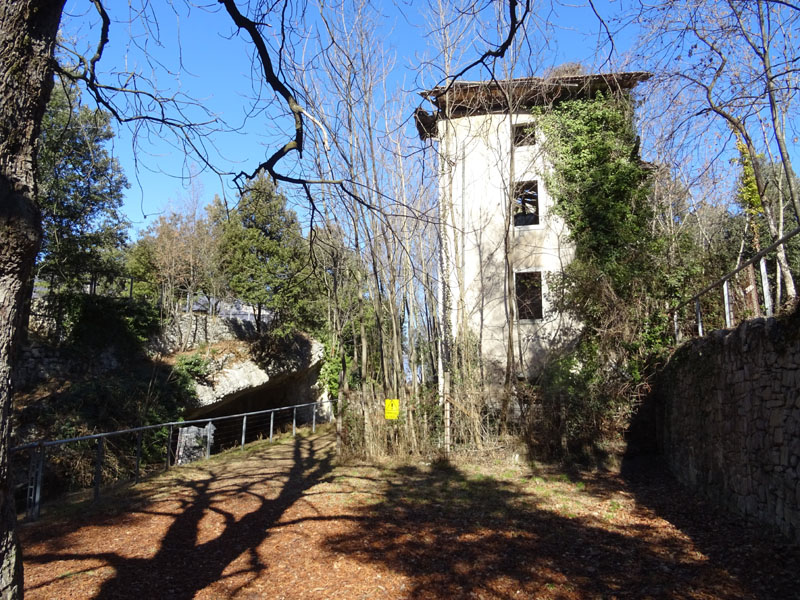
[{"x1": 60, "y1": 1, "x2": 634, "y2": 236}]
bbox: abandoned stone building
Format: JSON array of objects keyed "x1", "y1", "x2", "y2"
[{"x1": 415, "y1": 72, "x2": 651, "y2": 381}]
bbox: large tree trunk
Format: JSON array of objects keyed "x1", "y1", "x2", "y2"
[{"x1": 0, "y1": 2, "x2": 64, "y2": 597}]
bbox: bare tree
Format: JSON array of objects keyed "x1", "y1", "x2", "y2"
[
  {"x1": 630, "y1": 0, "x2": 800, "y2": 303},
  {"x1": 0, "y1": 1, "x2": 317, "y2": 594},
  {"x1": 0, "y1": 0, "x2": 536, "y2": 592}
]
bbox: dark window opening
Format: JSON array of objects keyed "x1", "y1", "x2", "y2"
[
  {"x1": 513, "y1": 123, "x2": 535, "y2": 146},
  {"x1": 516, "y1": 271, "x2": 543, "y2": 320},
  {"x1": 514, "y1": 181, "x2": 539, "y2": 227}
]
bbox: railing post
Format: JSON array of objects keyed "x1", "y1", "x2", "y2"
[
  {"x1": 165, "y1": 425, "x2": 173, "y2": 471},
  {"x1": 695, "y1": 299, "x2": 704, "y2": 337},
  {"x1": 33, "y1": 445, "x2": 44, "y2": 520},
  {"x1": 94, "y1": 437, "x2": 104, "y2": 502},
  {"x1": 135, "y1": 430, "x2": 143, "y2": 483},
  {"x1": 241, "y1": 414, "x2": 247, "y2": 450},
  {"x1": 444, "y1": 373, "x2": 451, "y2": 457},
  {"x1": 293, "y1": 406, "x2": 297, "y2": 437},
  {"x1": 27, "y1": 443, "x2": 45, "y2": 521},
  {"x1": 723, "y1": 279, "x2": 733, "y2": 328},
  {"x1": 760, "y1": 257, "x2": 773, "y2": 317},
  {"x1": 673, "y1": 310, "x2": 680, "y2": 343},
  {"x1": 270, "y1": 411, "x2": 274, "y2": 443},
  {"x1": 312, "y1": 405, "x2": 316, "y2": 433},
  {"x1": 205, "y1": 421, "x2": 212, "y2": 459}
]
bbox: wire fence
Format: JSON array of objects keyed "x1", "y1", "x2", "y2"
[
  {"x1": 11, "y1": 399, "x2": 336, "y2": 522},
  {"x1": 672, "y1": 225, "x2": 800, "y2": 340}
]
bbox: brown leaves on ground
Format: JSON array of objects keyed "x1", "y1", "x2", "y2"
[{"x1": 21, "y1": 429, "x2": 800, "y2": 599}]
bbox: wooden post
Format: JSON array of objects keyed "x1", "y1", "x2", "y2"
[{"x1": 94, "y1": 437, "x2": 104, "y2": 502}]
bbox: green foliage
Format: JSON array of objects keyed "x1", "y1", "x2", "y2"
[
  {"x1": 320, "y1": 345, "x2": 342, "y2": 398},
  {"x1": 215, "y1": 173, "x2": 321, "y2": 336},
  {"x1": 532, "y1": 343, "x2": 637, "y2": 459},
  {"x1": 174, "y1": 351, "x2": 210, "y2": 382},
  {"x1": 535, "y1": 92, "x2": 656, "y2": 283},
  {"x1": 40, "y1": 293, "x2": 159, "y2": 350},
  {"x1": 531, "y1": 92, "x2": 672, "y2": 455},
  {"x1": 125, "y1": 236, "x2": 161, "y2": 304},
  {"x1": 21, "y1": 361, "x2": 189, "y2": 492},
  {"x1": 319, "y1": 339, "x2": 356, "y2": 398},
  {"x1": 35, "y1": 77, "x2": 129, "y2": 291},
  {"x1": 734, "y1": 138, "x2": 762, "y2": 217}
]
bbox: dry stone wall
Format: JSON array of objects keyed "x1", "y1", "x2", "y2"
[
  {"x1": 148, "y1": 313, "x2": 260, "y2": 354},
  {"x1": 15, "y1": 313, "x2": 257, "y2": 390},
  {"x1": 653, "y1": 312, "x2": 800, "y2": 542},
  {"x1": 14, "y1": 344, "x2": 120, "y2": 390}
]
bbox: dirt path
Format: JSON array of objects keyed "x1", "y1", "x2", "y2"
[{"x1": 21, "y1": 430, "x2": 800, "y2": 599}]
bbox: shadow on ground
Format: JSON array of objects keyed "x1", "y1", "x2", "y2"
[
  {"x1": 324, "y1": 457, "x2": 800, "y2": 599},
  {"x1": 21, "y1": 430, "x2": 800, "y2": 600},
  {"x1": 23, "y1": 433, "x2": 336, "y2": 599},
  {"x1": 619, "y1": 456, "x2": 800, "y2": 600}
]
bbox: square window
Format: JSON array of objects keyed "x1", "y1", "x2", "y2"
[
  {"x1": 516, "y1": 271, "x2": 543, "y2": 320},
  {"x1": 512, "y1": 123, "x2": 535, "y2": 147},
  {"x1": 513, "y1": 181, "x2": 539, "y2": 227}
]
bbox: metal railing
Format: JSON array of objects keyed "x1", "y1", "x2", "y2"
[
  {"x1": 11, "y1": 399, "x2": 335, "y2": 522},
  {"x1": 672, "y1": 225, "x2": 800, "y2": 339}
]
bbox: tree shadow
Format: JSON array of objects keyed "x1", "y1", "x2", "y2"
[
  {"x1": 323, "y1": 457, "x2": 799, "y2": 599},
  {"x1": 23, "y1": 433, "x2": 337, "y2": 599},
  {"x1": 618, "y1": 455, "x2": 800, "y2": 599},
  {"x1": 619, "y1": 387, "x2": 800, "y2": 598}
]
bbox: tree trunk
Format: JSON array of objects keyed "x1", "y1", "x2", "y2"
[
  {"x1": 755, "y1": 0, "x2": 800, "y2": 226},
  {"x1": 1, "y1": 2, "x2": 65, "y2": 597},
  {"x1": 336, "y1": 351, "x2": 345, "y2": 456}
]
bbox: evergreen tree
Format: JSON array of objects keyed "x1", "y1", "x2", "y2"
[
  {"x1": 216, "y1": 174, "x2": 317, "y2": 335},
  {"x1": 36, "y1": 79, "x2": 129, "y2": 293}
]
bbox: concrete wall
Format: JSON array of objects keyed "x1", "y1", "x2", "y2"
[
  {"x1": 651, "y1": 313, "x2": 800, "y2": 542},
  {"x1": 437, "y1": 112, "x2": 576, "y2": 381}
]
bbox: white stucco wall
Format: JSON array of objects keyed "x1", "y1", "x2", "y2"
[{"x1": 437, "y1": 111, "x2": 576, "y2": 381}]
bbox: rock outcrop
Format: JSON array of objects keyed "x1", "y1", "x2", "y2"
[{"x1": 191, "y1": 337, "x2": 325, "y2": 418}]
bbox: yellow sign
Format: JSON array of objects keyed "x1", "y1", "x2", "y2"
[{"x1": 384, "y1": 399, "x2": 400, "y2": 420}]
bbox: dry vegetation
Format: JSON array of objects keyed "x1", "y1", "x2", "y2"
[{"x1": 21, "y1": 428, "x2": 799, "y2": 599}]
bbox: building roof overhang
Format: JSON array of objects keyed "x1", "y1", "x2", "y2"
[{"x1": 414, "y1": 71, "x2": 652, "y2": 140}]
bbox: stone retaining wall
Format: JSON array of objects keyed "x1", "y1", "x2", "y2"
[
  {"x1": 16, "y1": 313, "x2": 260, "y2": 390},
  {"x1": 652, "y1": 313, "x2": 800, "y2": 542},
  {"x1": 14, "y1": 344, "x2": 120, "y2": 390},
  {"x1": 148, "y1": 313, "x2": 260, "y2": 354}
]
